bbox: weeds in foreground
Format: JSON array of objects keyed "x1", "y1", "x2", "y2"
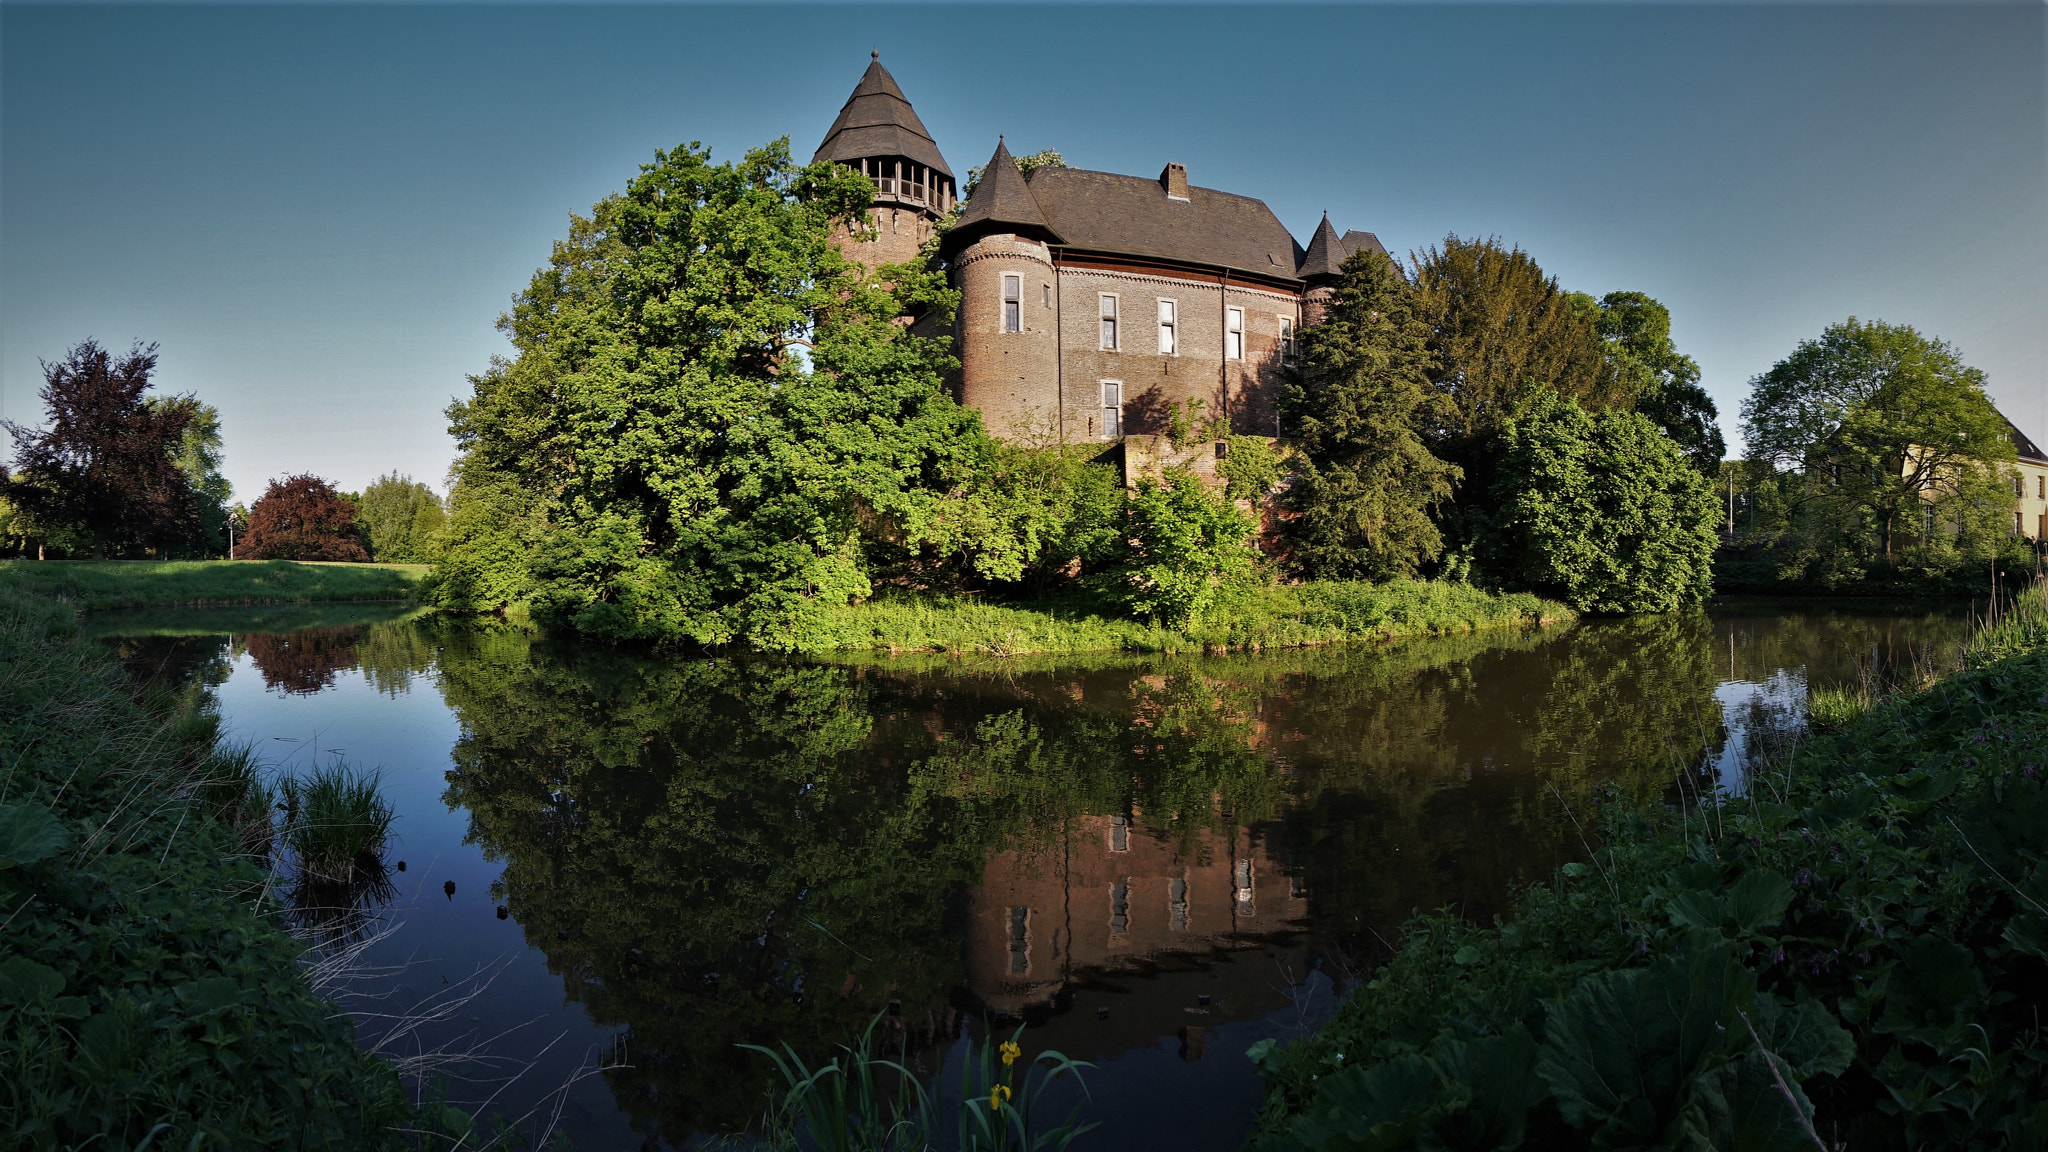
[{"x1": 741, "y1": 1016, "x2": 1095, "y2": 1152}]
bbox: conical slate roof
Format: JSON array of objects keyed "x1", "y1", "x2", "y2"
[
  {"x1": 943, "y1": 139, "x2": 1061, "y2": 254},
  {"x1": 1297, "y1": 213, "x2": 1346, "y2": 280},
  {"x1": 813, "y1": 54, "x2": 953, "y2": 177}
]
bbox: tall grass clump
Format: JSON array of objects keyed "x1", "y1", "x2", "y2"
[
  {"x1": 280, "y1": 761, "x2": 395, "y2": 883},
  {"x1": 1249, "y1": 580, "x2": 2048, "y2": 1149},
  {"x1": 193, "y1": 740, "x2": 277, "y2": 856},
  {"x1": 742, "y1": 1017, "x2": 1093, "y2": 1151}
]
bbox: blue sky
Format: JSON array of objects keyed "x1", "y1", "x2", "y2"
[{"x1": 4, "y1": 3, "x2": 2043, "y2": 500}]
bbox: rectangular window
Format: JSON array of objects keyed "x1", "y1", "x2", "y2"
[
  {"x1": 1278, "y1": 316, "x2": 1295, "y2": 363},
  {"x1": 1099, "y1": 294, "x2": 1118, "y2": 350},
  {"x1": 1007, "y1": 906, "x2": 1030, "y2": 974},
  {"x1": 1101, "y1": 382, "x2": 1122, "y2": 440},
  {"x1": 1157, "y1": 299, "x2": 1177, "y2": 355},
  {"x1": 1168, "y1": 876, "x2": 1188, "y2": 932},
  {"x1": 1109, "y1": 882, "x2": 1129, "y2": 935},
  {"x1": 2039, "y1": 475, "x2": 2045, "y2": 499},
  {"x1": 1109, "y1": 815, "x2": 1129, "y2": 852},
  {"x1": 1042, "y1": 283, "x2": 1051, "y2": 308},
  {"x1": 1924, "y1": 503, "x2": 1936, "y2": 538},
  {"x1": 1002, "y1": 274, "x2": 1021, "y2": 333},
  {"x1": 1227, "y1": 307, "x2": 1244, "y2": 360}
]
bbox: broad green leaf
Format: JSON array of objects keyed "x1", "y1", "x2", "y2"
[
  {"x1": 0, "y1": 956, "x2": 65, "y2": 1005},
  {"x1": 0, "y1": 802, "x2": 68, "y2": 869}
]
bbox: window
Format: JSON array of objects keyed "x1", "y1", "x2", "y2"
[
  {"x1": 1042, "y1": 283, "x2": 1051, "y2": 309},
  {"x1": 2017, "y1": 476, "x2": 2026, "y2": 500},
  {"x1": 1226, "y1": 307, "x2": 1244, "y2": 360},
  {"x1": 1277, "y1": 316, "x2": 1295, "y2": 363},
  {"x1": 1007, "y1": 906, "x2": 1030, "y2": 974},
  {"x1": 1233, "y1": 859, "x2": 1255, "y2": 917},
  {"x1": 1157, "y1": 299, "x2": 1177, "y2": 355},
  {"x1": 1109, "y1": 882, "x2": 1130, "y2": 935},
  {"x1": 1923, "y1": 503, "x2": 1936, "y2": 538},
  {"x1": 1101, "y1": 382, "x2": 1123, "y2": 439},
  {"x1": 2039, "y1": 475, "x2": 2045, "y2": 500},
  {"x1": 1099, "y1": 294, "x2": 1119, "y2": 350},
  {"x1": 1168, "y1": 876, "x2": 1188, "y2": 932},
  {"x1": 1109, "y1": 815, "x2": 1129, "y2": 852},
  {"x1": 2019, "y1": 512, "x2": 2027, "y2": 537},
  {"x1": 1002, "y1": 274, "x2": 1021, "y2": 333}
]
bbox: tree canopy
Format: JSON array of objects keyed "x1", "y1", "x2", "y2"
[
  {"x1": 1739, "y1": 318, "x2": 2015, "y2": 565},
  {"x1": 1285, "y1": 246, "x2": 1462, "y2": 579},
  {"x1": 243, "y1": 475, "x2": 369, "y2": 561},
  {"x1": 356, "y1": 473, "x2": 445, "y2": 563},
  {"x1": 1482, "y1": 391, "x2": 1720, "y2": 613},
  {"x1": 437, "y1": 139, "x2": 1001, "y2": 646},
  {"x1": 1579, "y1": 291, "x2": 1725, "y2": 473},
  {"x1": 2, "y1": 340, "x2": 202, "y2": 557}
]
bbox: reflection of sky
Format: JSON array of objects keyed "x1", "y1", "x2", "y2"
[
  {"x1": 213, "y1": 652, "x2": 637, "y2": 1148},
  {"x1": 1709, "y1": 669, "x2": 1807, "y2": 798}
]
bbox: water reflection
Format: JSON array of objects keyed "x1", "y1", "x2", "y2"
[{"x1": 93, "y1": 602, "x2": 1969, "y2": 1150}]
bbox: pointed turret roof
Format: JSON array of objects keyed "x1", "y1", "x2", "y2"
[
  {"x1": 1297, "y1": 215, "x2": 1392, "y2": 281},
  {"x1": 1298, "y1": 213, "x2": 1346, "y2": 280},
  {"x1": 813, "y1": 53, "x2": 953, "y2": 177},
  {"x1": 942, "y1": 138, "x2": 1061, "y2": 255}
]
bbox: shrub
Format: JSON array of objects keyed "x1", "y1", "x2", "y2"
[{"x1": 1095, "y1": 468, "x2": 1260, "y2": 629}]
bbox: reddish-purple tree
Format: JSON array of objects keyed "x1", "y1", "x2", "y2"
[
  {"x1": 1, "y1": 339, "x2": 201, "y2": 556},
  {"x1": 243, "y1": 475, "x2": 369, "y2": 561}
]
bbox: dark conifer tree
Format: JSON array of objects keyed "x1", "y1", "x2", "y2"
[
  {"x1": 1283, "y1": 248, "x2": 1463, "y2": 579},
  {"x1": 2, "y1": 339, "x2": 201, "y2": 557}
]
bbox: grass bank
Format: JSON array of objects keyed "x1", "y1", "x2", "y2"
[
  {"x1": 788, "y1": 579, "x2": 1572, "y2": 656},
  {"x1": 0, "y1": 583, "x2": 454, "y2": 1147},
  {"x1": 1249, "y1": 582, "x2": 2048, "y2": 1149},
  {"x1": 0, "y1": 558, "x2": 430, "y2": 611}
]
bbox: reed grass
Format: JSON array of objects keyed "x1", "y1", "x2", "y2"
[
  {"x1": 279, "y1": 761, "x2": 394, "y2": 884},
  {"x1": 790, "y1": 579, "x2": 1572, "y2": 657}
]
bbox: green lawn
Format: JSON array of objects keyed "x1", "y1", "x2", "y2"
[
  {"x1": 788, "y1": 579, "x2": 1573, "y2": 656},
  {"x1": 0, "y1": 559, "x2": 429, "y2": 610}
]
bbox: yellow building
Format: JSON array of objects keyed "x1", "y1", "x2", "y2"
[{"x1": 2007, "y1": 418, "x2": 2048, "y2": 541}]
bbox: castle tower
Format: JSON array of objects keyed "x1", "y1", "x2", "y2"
[
  {"x1": 941, "y1": 139, "x2": 1064, "y2": 440},
  {"x1": 814, "y1": 53, "x2": 956, "y2": 272}
]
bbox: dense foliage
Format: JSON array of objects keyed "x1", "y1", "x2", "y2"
[
  {"x1": 356, "y1": 472, "x2": 447, "y2": 563},
  {"x1": 1252, "y1": 587, "x2": 2048, "y2": 1151},
  {"x1": 1734, "y1": 319, "x2": 2021, "y2": 590},
  {"x1": 1099, "y1": 468, "x2": 1260, "y2": 628},
  {"x1": 1580, "y1": 291, "x2": 1725, "y2": 474},
  {"x1": 1481, "y1": 392, "x2": 1721, "y2": 613},
  {"x1": 2, "y1": 340, "x2": 205, "y2": 558},
  {"x1": 1286, "y1": 247, "x2": 1462, "y2": 579},
  {"x1": 243, "y1": 474, "x2": 371, "y2": 561},
  {"x1": 0, "y1": 585, "x2": 445, "y2": 1148},
  {"x1": 436, "y1": 139, "x2": 1019, "y2": 645}
]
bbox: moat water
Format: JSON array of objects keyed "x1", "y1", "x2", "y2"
[{"x1": 94, "y1": 602, "x2": 1968, "y2": 1150}]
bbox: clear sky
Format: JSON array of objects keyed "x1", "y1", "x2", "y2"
[{"x1": 4, "y1": 3, "x2": 2043, "y2": 502}]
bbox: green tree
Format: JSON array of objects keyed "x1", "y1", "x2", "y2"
[
  {"x1": 1097, "y1": 468, "x2": 1260, "y2": 628},
  {"x1": 1577, "y1": 291, "x2": 1725, "y2": 474},
  {"x1": 438, "y1": 139, "x2": 995, "y2": 646},
  {"x1": 355, "y1": 473, "x2": 446, "y2": 563},
  {"x1": 1483, "y1": 391, "x2": 1720, "y2": 613},
  {"x1": 1740, "y1": 318, "x2": 2016, "y2": 567},
  {"x1": 1285, "y1": 246, "x2": 1462, "y2": 579},
  {"x1": 1411, "y1": 236, "x2": 1623, "y2": 448},
  {"x1": 147, "y1": 396, "x2": 233, "y2": 556}
]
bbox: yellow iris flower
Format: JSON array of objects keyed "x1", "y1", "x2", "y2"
[
  {"x1": 990, "y1": 1084, "x2": 1013, "y2": 1110},
  {"x1": 999, "y1": 1040, "x2": 1021, "y2": 1067}
]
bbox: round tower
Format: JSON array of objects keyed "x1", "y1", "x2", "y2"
[
  {"x1": 813, "y1": 53, "x2": 956, "y2": 273},
  {"x1": 943, "y1": 140, "x2": 1067, "y2": 441}
]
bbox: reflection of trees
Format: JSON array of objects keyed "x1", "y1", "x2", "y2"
[
  {"x1": 245, "y1": 626, "x2": 364, "y2": 694},
  {"x1": 431, "y1": 628, "x2": 1292, "y2": 1142}
]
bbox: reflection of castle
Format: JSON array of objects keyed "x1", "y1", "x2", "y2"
[{"x1": 965, "y1": 815, "x2": 1307, "y2": 1013}]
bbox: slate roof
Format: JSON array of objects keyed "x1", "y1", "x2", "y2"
[
  {"x1": 1298, "y1": 214, "x2": 1394, "y2": 281},
  {"x1": 1020, "y1": 165, "x2": 1306, "y2": 282},
  {"x1": 813, "y1": 54, "x2": 952, "y2": 178},
  {"x1": 949, "y1": 139, "x2": 1061, "y2": 248},
  {"x1": 2010, "y1": 416, "x2": 2048, "y2": 465}
]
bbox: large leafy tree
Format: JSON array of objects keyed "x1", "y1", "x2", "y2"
[
  {"x1": 1284, "y1": 246, "x2": 1462, "y2": 579},
  {"x1": 1740, "y1": 319, "x2": 2015, "y2": 564},
  {"x1": 243, "y1": 474, "x2": 369, "y2": 561},
  {"x1": 149, "y1": 396, "x2": 234, "y2": 555},
  {"x1": 1097, "y1": 469, "x2": 1259, "y2": 628},
  {"x1": 438, "y1": 139, "x2": 992, "y2": 646},
  {"x1": 1579, "y1": 291, "x2": 1725, "y2": 474},
  {"x1": 2, "y1": 340, "x2": 201, "y2": 557},
  {"x1": 1483, "y1": 391, "x2": 1720, "y2": 613},
  {"x1": 355, "y1": 473, "x2": 445, "y2": 563},
  {"x1": 1410, "y1": 236, "x2": 1623, "y2": 448}
]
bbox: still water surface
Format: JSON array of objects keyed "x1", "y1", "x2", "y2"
[{"x1": 93, "y1": 604, "x2": 1967, "y2": 1150}]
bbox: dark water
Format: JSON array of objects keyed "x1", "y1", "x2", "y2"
[{"x1": 93, "y1": 603, "x2": 1968, "y2": 1150}]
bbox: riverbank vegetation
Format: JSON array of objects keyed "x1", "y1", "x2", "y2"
[
  {"x1": 0, "y1": 584, "x2": 458, "y2": 1147},
  {"x1": 0, "y1": 557, "x2": 428, "y2": 610},
  {"x1": 785, "y1": 579, "x2": 1568, "y2": 655},
  {"x1": 1249, "y1": 582, "x2": 2048, "y2": 1148}
]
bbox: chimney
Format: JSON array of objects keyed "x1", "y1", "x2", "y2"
[{"x1": 1160, "y1": 162, "x2": 1190, "y2": 201}]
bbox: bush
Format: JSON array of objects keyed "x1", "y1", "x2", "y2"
[
  {"x1": 1251, "y1": 585, "x2": 2048, "y2": 1149},
  {"x1": 243, "y1": 474, "x2": 370, "y2": 562},
  {"x1": 1094, "y1": 468, "x2": 1260, "y2": 629}
]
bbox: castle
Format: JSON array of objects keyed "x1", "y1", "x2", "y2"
[{"x1": 814, "y1": 54, "x2": 1385, "y2": 451}]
